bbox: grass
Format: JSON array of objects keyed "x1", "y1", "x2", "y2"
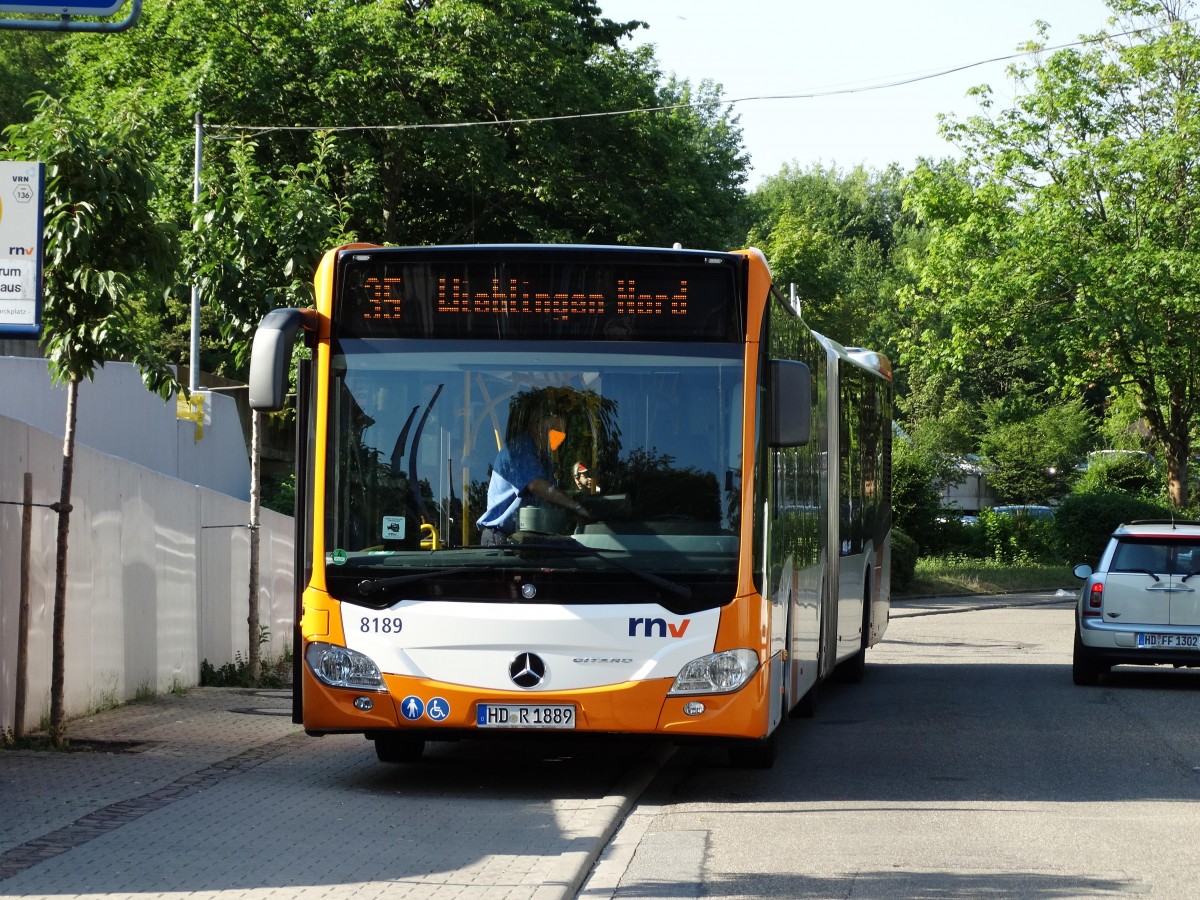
[
  {"x1": 200, "y1": 649, "x2": 292, "y2": 689},
  {"x1": 897, "y1": 557, "x2": 1076, "y2": 599}
]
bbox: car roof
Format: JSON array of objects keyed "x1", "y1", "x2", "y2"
[{"x1": 1114, "y1": 520, "x2": 1200, "y2": 538}]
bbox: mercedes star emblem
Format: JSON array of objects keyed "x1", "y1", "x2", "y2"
[{"x1": 509, "y1": 652, "x2": 547, "y2": 688}]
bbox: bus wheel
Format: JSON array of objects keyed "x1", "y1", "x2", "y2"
[
  {"x1": 374, "y1": 734, "x2": 425, "y2": 764},
  {"x1": 727, "y1": 731, "x2": 777, "y2": 769}
]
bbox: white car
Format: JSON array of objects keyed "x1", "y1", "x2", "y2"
[{"x1": 1072, "y1": 521, "x2": 1200, "y2": 685}]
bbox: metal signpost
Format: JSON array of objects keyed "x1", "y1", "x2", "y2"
[{"x1": 0, "y1": 161, "x2": 46, "y2": 338}]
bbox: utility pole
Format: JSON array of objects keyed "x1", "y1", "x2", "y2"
[{"x1": 189, "y1": 112, "x2": 203, "y2": 394}]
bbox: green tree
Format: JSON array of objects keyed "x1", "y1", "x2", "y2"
[
  {"x1": 0, "y1": 31, "x2": 57, "y2": 127},
  {"x1": 185, "y1": 132, "x2": 355, "y2": 680},
  {"x1": 891, "y1": 436, "x2": 948, "y2": 555},
  {"x1": 3, "y1": 95, "x2": 177, "y2": 745},
  {"x1": 904, "y1": 0, "x2": 1200, "y2": 508},
  {"x1": 899, "y1": 369, "x2": 979, "y2": 462},
  {"x1": 746, "y1": 163, "x2": 911, "y2": 347},
  {"x1": 978, "y1": 398, "x2": 1094, "y2": 504},
  {"x1": 47, "y1": 0, "x2": 747, "y2": 244},
  {"x1": 13, "y1": 0, "x2": 749, "y2": 375},
  {"x1": 187, "y1": 133, "x2": 355, "y2": 373}
]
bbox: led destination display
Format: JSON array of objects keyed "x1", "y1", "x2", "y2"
[{"x1": 335, "y1": 247, "x2": 745, "y2": 342}]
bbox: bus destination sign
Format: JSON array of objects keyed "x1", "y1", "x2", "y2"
[{"x1": 335, "y1": 249, "x2": 744, "y2": 342}]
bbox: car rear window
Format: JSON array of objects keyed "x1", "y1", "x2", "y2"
[{"x1": 1112, "y1": 537, "x2": 1200, "y2": 575}]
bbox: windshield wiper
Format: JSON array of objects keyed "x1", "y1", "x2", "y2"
[
  {"x1": 352, "y1": 544, "x2": 692, "y2": 601},
  {"x1": 516, "y1": 539, "x2": 693, "y2": 600},
  {"x1": 1119, "y1": 569, "x2": 1161, "y2": 582},
  {"x1": 356, "y1": 566, "x2": 475, "y2": 596}
]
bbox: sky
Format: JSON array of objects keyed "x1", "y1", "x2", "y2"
[{"x1": 597, "y1": 0, "x2": 1117, "y2": 184}]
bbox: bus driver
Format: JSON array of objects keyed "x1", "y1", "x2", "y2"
[{"x1": 477, "y1": 410, "x2": 590, "y2": 545}]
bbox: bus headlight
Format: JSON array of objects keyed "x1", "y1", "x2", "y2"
[
  {"x1": 668, "y1": 649, "x2": 760, "y2": 695},
  {"x1": 305, "y1": 642, "x2": 386, "y2": 691}
]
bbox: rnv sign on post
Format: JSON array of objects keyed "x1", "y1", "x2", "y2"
[{"x1": 0, "y1": 160, "x2": 44, "y2": 337}]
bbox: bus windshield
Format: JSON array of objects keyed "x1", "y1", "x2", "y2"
[{"x1": 323, "y1": 339, "x2": 745, "y2": 604}]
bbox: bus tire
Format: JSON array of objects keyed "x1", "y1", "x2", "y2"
[
  {"x1": 374, "y1": 734, "x2": 425, "y2": 763},
  {"x1": 727, "y1": 730, "x2": 778, "y2": 769}
]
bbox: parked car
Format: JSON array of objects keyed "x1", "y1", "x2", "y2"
[
  {"x1": 935, "y1": 512, "x2": 980, "y2": 526},
  {"x1": 990, "y1": 504, "x2": 1055, "y2": 521},
  {"x1": 1071, "y1": 520, "x2": 1200, "y2": 685}
]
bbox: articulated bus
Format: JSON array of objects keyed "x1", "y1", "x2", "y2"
[{"x1": 249, "y1": 244, "x2": 892, "y2": 768}]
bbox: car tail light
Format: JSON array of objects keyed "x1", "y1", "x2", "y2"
[{"x1": 1084, "y1": 582, "x2": 1103, "y2": 617}]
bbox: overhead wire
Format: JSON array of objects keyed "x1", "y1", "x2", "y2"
[{"x1": 209, "y1": 17, "x2": 1198, "y2": 138}]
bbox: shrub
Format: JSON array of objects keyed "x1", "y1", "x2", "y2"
[
  {"x1": 930, "y1": 514, "x2": 988, "y2": 558},
  {"x1": 1054, "y1": 491, "x2": 1171, "y2": 566},
  {"x1": 891, "y1": 440, "x2": 944, "y2": 554},
  {"x1": 977, "y1": 508, "x2": 1060, "y2": 563},
  {"x1": 891, "y1": 527, "x2": 919, "y2": 593},
  {"x1": 1075, "y1": 452, "x2": 1160, "y2": 497},
  {"x1": 262, "y1": 473, "x2": 296, "y2": 515}
]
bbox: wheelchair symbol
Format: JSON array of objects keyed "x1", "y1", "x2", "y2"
[{"x1": 426, "y1": 697, "x2": 450, "y2": 721}]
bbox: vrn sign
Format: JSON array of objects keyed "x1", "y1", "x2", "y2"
[{"x1": 0, "y1": 161, "x2": 45, "y2": 337}]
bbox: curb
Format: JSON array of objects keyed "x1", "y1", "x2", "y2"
[{"x1": 533, "y1": 743, "x2": 676, "y2": 900}]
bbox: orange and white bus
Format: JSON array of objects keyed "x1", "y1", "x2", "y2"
[{"x1": 249, "y1": 243, "x2": 892, "y2": 768}]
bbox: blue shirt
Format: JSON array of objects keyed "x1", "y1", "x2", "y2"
[{"x1": 476, "y1": 434, "x2": 553, "y2": 534}]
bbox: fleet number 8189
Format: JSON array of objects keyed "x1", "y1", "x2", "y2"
[{"x1": 360, "y1": 617, "x2": 403, "y2": 633}]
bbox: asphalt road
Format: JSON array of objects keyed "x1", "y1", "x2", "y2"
[{"x1": 580, "y1": 591, "x2": 1200, "y2": 899}]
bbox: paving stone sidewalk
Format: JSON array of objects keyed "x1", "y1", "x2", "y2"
[
  {"x1": 0, "y1": 687, "x2": 665, "y2": 900},
  {"x1": 0, "y1": 688, "x2": 303, "y2": 871}
]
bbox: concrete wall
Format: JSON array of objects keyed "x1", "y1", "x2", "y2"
[
  {"x1": 941, "y1": 462, "x2": 997, "y2": 514},
  {"x1": 0, "y1": 357, "x2": 252, "y2": 500},
  {"x1": 0, "y1": 417, "x2": 294, "y2": 736}
]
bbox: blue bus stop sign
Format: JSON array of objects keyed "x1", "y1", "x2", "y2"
[{"x1": 0, "y1": 0, "x2": 125, "y2": 16}]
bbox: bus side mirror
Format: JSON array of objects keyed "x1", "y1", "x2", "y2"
[
  {"x1": 248, "y1": 308, "x2": 317, "y2": 411},
  {"x1": 767, "y1": 359, "x2": 811, "y2": 447}
]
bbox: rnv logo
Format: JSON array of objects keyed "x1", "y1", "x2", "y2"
[{"x1": 628, "y1": 617, "x2": 691, "y2": 638}]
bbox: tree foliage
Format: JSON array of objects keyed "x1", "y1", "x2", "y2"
[
  {"x1": 978, "y1": 397, "x2": 1094, "y2": 504},
  {"x1": 904, "y1": 0, "x2": 1200, "y2": 507},
  {"x1": 46, "y1": 0, "x2": 749, "y2": 247},
  {"x1": 0, "y1": 0, "x2": 751, "y2": 376},
  {"x1": 186, "y1": 133, "x2": 356, "y2": 373},
  {"x1": 3, "y1": 94, "x2": 176, "y2": 393},
  {"x1": 745, "y1": 163, "x2": 912, "y2": 348}
]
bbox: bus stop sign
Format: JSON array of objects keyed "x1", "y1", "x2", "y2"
[{"x1": 0, "y1": 0, "x2": 125, "y2": 14}]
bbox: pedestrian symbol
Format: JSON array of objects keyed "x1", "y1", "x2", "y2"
[
  {"x1": 401, "y1": 696, "x2": 424, "y2": 721},
  {"x1": 426, "y1": 697, "x2": 450, "y2": 721}
]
